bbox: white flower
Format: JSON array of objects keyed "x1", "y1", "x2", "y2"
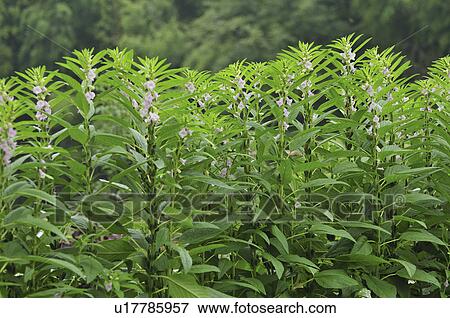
[
  {"x1": 300, "y1": 80, "x2": 312, "y2": 89},
  {"x1": 38, "y1": 169, "x2": 45, "y2": 179},
  {"x1": 87, "y1": 68, "x2": 97, "y2": 83},
  {"x1": 294, "y1": 201, "x2": 302, "y2": 209},
  {"x1": 237, "y1": 77, "x2": 245, "y2": 89},
  {"x1": 408, "y1": 280, "x2": 416, "y2": 285},
  {"x1": 36, "y1": 100, "x2": 49, "y2": 111},
  {"x1": 382, "y1": 67, "x2": 390, "y2": 76},
  {"x1": 180, "y1": 158, "x2": 187, "y2": 165},
  {"x1": 203, "y1": 93, "x2": 211, "y2": 101},
  {"x1": 276, "y1": 98, "x2": 284, "y2": 107},
  {"x1": 282, "y1": 122, "x2": 289, "y2": 131},
  {"x1": 185, "y1": 82, "x2": 196, "y2": 93},
  {"x1": 105, "y1": 282, "x2": 113, "y2": 292},
  {"x1": 304, "y1": 60, "x2": 313, "y2": 71},
  {"x1": 85, "y1": 91, "x2": 95, "y2": 103},
  {"x1": 144, "y1": 80, "x2": 156, "y2": 91},
  {"x1": 33, "y1": 86, "x2": 45, "y2": 95},
  {"x1": 369, "y1": 102, "x2": 382, "y2": 113},
  {"x1": 36, "y1": 230, "x2": 44, "y2": 238},
  {"x1": 132, "y1": 99, "x2": 139, "y2": 109},
  {"x1": 243, "y1": 92, "x2": 252, "y2": 100},
  {"x1": 220, "y1": 167, "x2": 228, "y2": 177},
  {"x1": 178, "y1": 127, "x2": 193, "y2": 139},
  {"x1": 237, "y1": 101, "x2": 246, "y2": 110},
  {"x1": 147, "y1": 112, "x2": 160, "y2": 124},
  {"x1": 283, "y1": 108, "x2": 289, "y2": 118},
  {"x1": 373, "y1": 115, "x2": 380, "y2": 123},
  {"x1": 402, "y1": 96, "x2": 409, "y2": 103},
  {"x1": 399, "y1": 115, "x2": 406, "y2": 121},
  {"x1": 286, "y1": 97, "x2": 292, "y2": 106}
]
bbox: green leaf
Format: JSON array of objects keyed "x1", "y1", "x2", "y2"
[
  {"x1": 391, "y1": 259, "x2": 416, "y2": 277},
  {"x1": 79, "y1": 255, "x2": 104, "y2": 283},
  {"x1": 14, "y1": 188, "x2": 56, "y2": 206},
  {"x1": 96, "y1": 239, "x2": 134, "y2": 261},
  {"x1": 191, "y1": 175, "x2": 236, "y2": 190},
  {"x1": 310, "y1": 223, "x2": 355, "y2": 242},
  {"x1": 400, "y1": 229, "x2": 446, "y2": 246},
  {"x1": 172, "y1": 245, "x2": 193, "y2": 273},
  {"x1": 164, "y1": 275, "x2": 230, "y2": 298},
  {"x1": 26, "y1": 255, "x2": 84, "y2": 278},
  {"x1": 5, "y1": 214, "x2": 66, "y2": 241},
  {"x1": 188, "y1": 265, "x2": 220, "y2": 274},
  {"x1": 336, "y1": 254, "x2": 389, "y2": 266},
  {"x1": 271, "y1": 225, "x2": 289, "y2": 254},
  {"x1": 364, "y1": 275, "x2": 397, "y2": 298},
  {"x1": 340, "y1": 221, "x2": 391, "y2": 235},
  {"x1": 68, "y1": 127, "x2": 88, "y2": 144},
  {"x1": 262, "y1": 252, "x2": 284, "y2": 279},
  {"x1": 314, "y1": 269, "x2": 359, "y2": 289},
  {"x1": 396, "y1": 269, "x2": 440, "y2": 287},
  {"x1": 180, "y1": 227, "x2": 223, "y2": 245},
  {"x1": 277, "y1": 254, "x2": 319, "y2": 274}
]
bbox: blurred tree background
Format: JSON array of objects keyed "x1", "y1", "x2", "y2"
[{"x1": 0, "y1": 0, "x2": 448, "y2": 76}]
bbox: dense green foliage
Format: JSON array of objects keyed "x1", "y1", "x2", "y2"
[
  {"x1": 1, "y1": 0, "x2": 449, "y2": 75},
  {"x1": 0, "y1": 35, "x2": 449, "y2": 298}
]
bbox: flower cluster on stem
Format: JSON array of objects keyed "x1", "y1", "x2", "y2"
[{"x1": 132, "y1": 80, "x2": 160, "y2": 125}]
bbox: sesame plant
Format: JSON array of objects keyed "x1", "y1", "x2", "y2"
[{"x1": 0, "y1": 35, "x2": 449, "y2": 298}]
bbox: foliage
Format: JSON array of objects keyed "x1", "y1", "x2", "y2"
[
  {"x1": 1, "y1": 0, "x2": 450, "y2": 76},
  {"x1": 0, "y1": 35, "x2": 449, "y2": 298}
]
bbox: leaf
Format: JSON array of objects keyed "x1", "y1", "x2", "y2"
[
  {"x1": 164, "y1": 275, "x2": 230, "y2": 298},
  {"x1": 5, "y1": 214, "x2": 66, "y2": 241},
  {"x1": 404, "y1": 193, "x2": 442, "y2": 204},
  {"x1": 14, "y1": 188, "x2": 56, "y2": 206},
  {"x1": 277, "y1": 254, "x2": 319, "y2": 274},
  {"x1": 262, "y1": 252, "x2": 284, "y2": 279},
  {"x1": 400, "y1": 229, "x2": 446, "y2": 246},
  {"x1": 79, "y1": 255, "x2": 104, "y2": 283},
  {"x1": 340, "y1": 221, "x2": 391, "y2": 235},
  {"x1": 364, "y1": 275, "x2": 397, "y2": 298},
  {"x1": 188, "y1": 265, "x2": 220, "y2": 274},
  {"x1": 336, "y1": 254, "x2": 389, "y2": 266},
  {"x1": 96, "y1": 239, "x2": 134, "y2": 261},
  {"x1": 172, "y1": 245, "x2": 193, "y2": 273},
  {"x1": 68, "y1": 127, "x2": 88, "y2": 144},
  {"x1": 300, "y1": 178, "x2": 349, "y2": 189},
  {"x1": 241, "y1": 277, "x2": 266, "y2": 295},
  {"x1": 391, "y1": 259, "x2": 416, "y2": 277},
  {"x1": 26, "y1": 255, "x2": 84, "y2": 278},
  {"x1": 351, "y1": 236, "x2": 373, "y2": 255},
  {"x1": 310, "y1": 223, "x2": 355, "y2": 242},
  {"x1": 396, "y1": 268, "x2": 440, "y2": 287},
  {"x1": 271, "y1": 225, "x2": 289, "y2": 254},
  {"x1": 180, "y1": 227, "x2": 223, "y2": 245},
  {"x1": 314, "y1": 269, "x2": 359, "y2": 289},
  {"x1": 191, "y1": 175, "x2": 236, "y2": 190}
]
